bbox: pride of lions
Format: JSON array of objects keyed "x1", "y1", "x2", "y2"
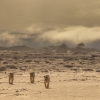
[{"x1": 9, "y1": 72, "x2": 50, "y2": 89}]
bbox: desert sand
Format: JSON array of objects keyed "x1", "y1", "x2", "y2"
[{"x1": 0, "y1": 50, "x2": 100, "y2": 100}]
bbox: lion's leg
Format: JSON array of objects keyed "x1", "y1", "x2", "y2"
[
  {"x1": 32, "y1": 76, "x2": 35, "y2": 83},
  {"x1": 30, "y1": 77, "x2": 34, "y2": 83},
  {"x1": 44, "y1": 82, "x2": 46, "y2": 88},
  {"x1": 47, "y1": 82, "x2": 49, "y2": 88},
  {"x1": 30, "y1": 77, "x2": 32, "y2": 83},
  {"x1": 11, "y1": 78, "x2": 12, "y2": 84},
  {"x1": 31, "y1": 77, "x2": 33, "y2": 83},
  {"x1": 46, "y1": 82, "x2": 48, "y2": 88},
  {"x1": 33, "y1": 76, "x2": 35, "y2": 83},
  {"x1": 32, "y1": 76, "x2": 34, "y2": 83},
  {"x1": 12, "y1": 78, "x2": 14, "y2": 84}
]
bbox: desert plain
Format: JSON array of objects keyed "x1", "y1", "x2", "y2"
[{"x1": 0, "y1": 48, "x2": 100, "y2": 100}]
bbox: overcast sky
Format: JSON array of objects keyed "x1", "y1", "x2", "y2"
[
  {"x1": 0, "y1": 0, "x2": 100, "y2": 47},
  {"x1": 0, "y1": 0, "x2": 100, "y2": 30}
]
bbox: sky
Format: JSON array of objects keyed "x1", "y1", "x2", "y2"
[{"x1": 0, "y1": 0, "x2": 100, "y2": 48}]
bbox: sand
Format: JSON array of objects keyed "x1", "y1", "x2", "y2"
[
  {"x1": 0, "y1": 71, "x2": 100, "y2": 100},
  {"x1": 0, "y1": 50, "x2": 100, "y2": 100}
]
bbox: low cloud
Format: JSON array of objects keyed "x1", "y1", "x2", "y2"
[{"x1": 0, "y1": 24, "x2": 100, "y2": 48}]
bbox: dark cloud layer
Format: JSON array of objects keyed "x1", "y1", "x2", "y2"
[
  {"x1": 0, "y1": 0, "x2": 100, "y2": 30},
  {"x1": 0, "y1": 24, "x2": 100, "y2": 48}
]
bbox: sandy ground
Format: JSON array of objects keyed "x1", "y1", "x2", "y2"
[
  {"x1": 0, "y1": 51, "x2": 100, "y2": 100},
  {"x1": 0, "y1": 70, "x2": 100, "y2": 100}
]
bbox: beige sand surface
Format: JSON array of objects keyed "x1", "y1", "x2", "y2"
[
  {"x1": 0, "y1": 71, "x2": 100, "y2": 100},
  {"x1": 0, "y1": 51, "x2": 100, "y2": 100}
]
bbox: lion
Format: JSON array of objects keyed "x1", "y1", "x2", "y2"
[
  {"x1": 44, "y1": 75, "x2": 50, "y2": 89},
  {"x1": 9, "y1": 73, "x2": 14, "y2": 84},
  {"x1": 30, "y1": 72, "x2": 35, "y2": 83}
]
